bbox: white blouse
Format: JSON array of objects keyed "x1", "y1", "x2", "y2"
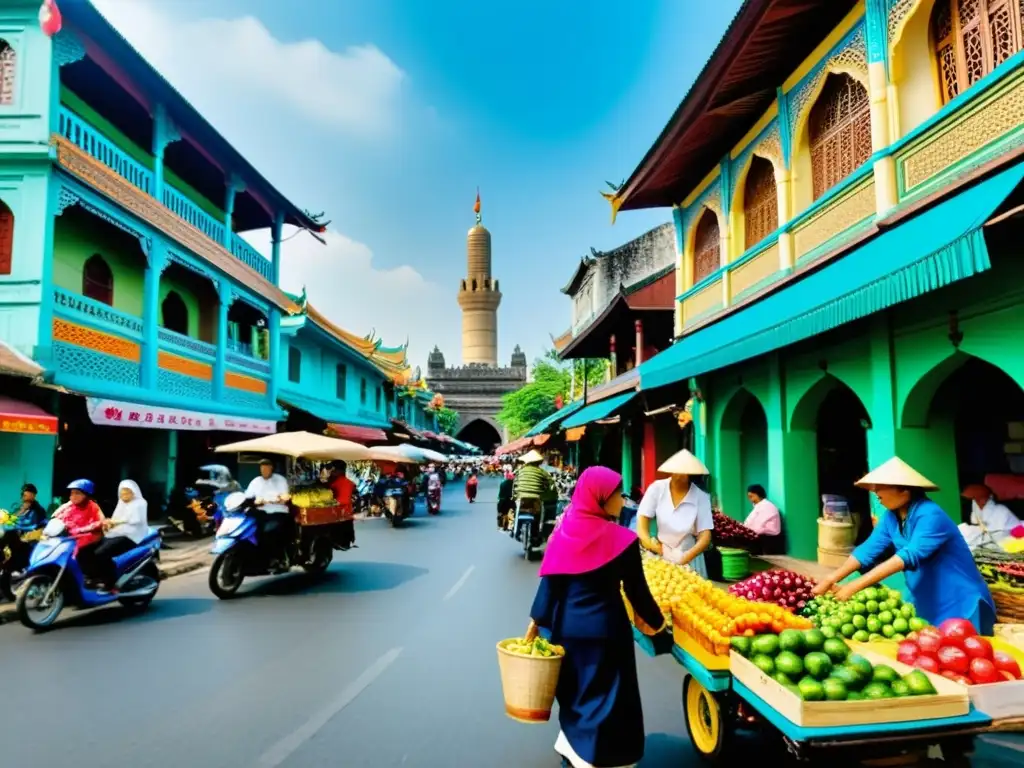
[{"x1": 638, "y1": 479, "x2": 714, "y2": 577}]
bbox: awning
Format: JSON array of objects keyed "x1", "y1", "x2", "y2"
[
  {"x1": 565, "y1": 426, "x2": 587, "y2": 442},
  {"x1": 86, "y1": 397, "x2": 276, "y2": 433},
  {"x1": 0, "y1": 397, "x2": 57, "y2": 434},
  {"x1": 280, "y1": 392, "x2": 390, "y2": 431},
  {"x1": 525, "y1": 399, "x2": 585, "y2": 437},
  {"x1": 327, "y1": 424, "x2": 387, "y2": 443},
  {"x1": 0, "y1": 341, "x2": 43, "y2": 379},
  {"x1": 640, "y1": 160, "x2": 1024, "y2": 392},
  {"x1": 562, "y1": 391, "x2": 638, "y2": 429}
]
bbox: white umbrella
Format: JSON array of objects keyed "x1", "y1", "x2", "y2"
[{"x1": 214, "y1": 431, "x2": 371, "y2": 462}]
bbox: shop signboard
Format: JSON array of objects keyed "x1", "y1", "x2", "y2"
[{"x1": 86, "y1": 398, "x2": 276, "y2": 434}]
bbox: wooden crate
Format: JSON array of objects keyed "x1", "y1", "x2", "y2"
[
  {"x1": 296, "y1": 505, "x2": 352, "y2": 526},
  {"x1": 729, "y1": 648, "x2": 969, "y2": 728},
  {"x1": 672, "y1": 625, "x2": 731, "y2": 671}
]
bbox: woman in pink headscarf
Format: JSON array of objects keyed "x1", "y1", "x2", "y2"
[{"x1": 525, "y1": 466, "x2": 666, "y2": 768}]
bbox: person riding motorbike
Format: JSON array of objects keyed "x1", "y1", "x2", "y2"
[
  {"x1": 497, "y1": 471, "x2": 515, "y2": 531},
  {"x1": 244, "y1": 458, "x2": 292, "y2": 572},
  {"x1": 53, "y1": 479, "x2": 106, "y2": 583},
  {"x1": 426, "y1": 465, "x2": 443, "y2": 512},
  {"x1": 1, "y1": 483, "x2": 48, "y2": 593},
  {"x1": 91, "y1": 480, "x2": 150, "y2": 590}
]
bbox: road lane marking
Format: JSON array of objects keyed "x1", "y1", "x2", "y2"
[
  {"x1": 257, "y1": 647, "x2": 403, "y2": 767},
  {"x1": 443, "y1": 565, "x2": 475, "y2": 601}
]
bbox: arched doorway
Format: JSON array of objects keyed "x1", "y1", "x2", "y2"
[
  {"x1": 716, "y1": 389, "x2": 768, "y2": 521},
  {"x1": 161, "y1": 290, "x2": 189, "y2": 335},
  {"x1": 458, "y1": 419, "x2": 502, "y2": 453},
  {"x1": 789, "y1": 376, "x2": 872, "y2": 555},
  {"x1": 903, "y1": 356, "x2": 1024, "y2": 523}
]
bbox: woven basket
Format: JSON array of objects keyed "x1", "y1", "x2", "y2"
[
  {"x1": 496, "y1": 639, "x2": 563, "y2": 724},
  {"x1": 992, "y1": 587, "x2": 1024, "y2": 624}
]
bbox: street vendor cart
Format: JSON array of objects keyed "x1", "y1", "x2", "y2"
[
  {"x1": 207, "y1": 431, "x2": 370, "y2": 597},
  {"x1": 627, "y1": 556, "x2": 1022, "y2": 765}
]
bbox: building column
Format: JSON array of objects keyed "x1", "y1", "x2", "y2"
[
  {"x1": 268, "y1": 308, "x2": 282, "y2": 408},
  {"x1": 866, "y1": 316, "x2": 898, "y2": 521},
  {"x1": 214, "y1": 282, "x2": 230, "y2": 401},
  {"x1": 608, "y1": 335, "x2": 617, "y2": 382},
  {"x1": 634, "y1": 319, "x2": 644, "y2": 367},
  {"x1": 641, "y1": 420, "x2": 657, "y2": 490},
  {"x1": 166, "y1": 430, "x2": 179, "y2": 500},
  {"x1": 152, "y1": 104, "x2": 181, "y2": 203},
  {"x1": 223, "y1": 175, "x2": 245, "y2": 251},
  {"x1": 142, "y1": 244, "x2": 167, "y2": 390},
  {"x1": 776, "y1": 169, "x2": 796, "y2": 272},
  {"x1": 621, "y1": 423, "x2": 634, "y2": 494},
  {"x1": 672, "y1": 206, "x2": 686, "y2": 338},
  {"x1": 865, "y1": 0, "x2": 897, "y2": 215},
  {"x1": 271, "y1": 210, "x2": 285, "y2": 286}
]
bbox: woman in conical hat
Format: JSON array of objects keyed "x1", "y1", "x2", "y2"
[
  {"x1": 635, "y1": 449, "x2": 714, "y2": 578},
  {"x1": 813, "y1": 457, "x2": 995, "y2": 634}
]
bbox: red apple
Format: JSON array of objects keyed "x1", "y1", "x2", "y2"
[
  {"x1": 937, "y1": 645, "x2": 970, "y2": 675},
  {"x1": 968, "y1": 657, "x2": 1001, "y2": 685},
  {"x1": 962, "y1": 636, "x2": 993, "y2": 661},
  {"x1": 897, "y1": 641, "x2": 921, "y2": 666},
  {"x1": 916, "y1": 632, "x2": 942, "y2": 657},
  {"x1": 993, "y1": 651, "x2": 1022, "y2": 680},
  {"x1": 950, "y1": 674, "x2": 973, "y2": 686},
  {"x1": 919, "y1": 626, "x2": 942, "y2": 640},
  {"x1": 938, "y1": 618, "x2": 978, "y2": 644},
  {"x1": 1000, "y1": 670, "x2": 1018, "y2": 682},
  {"x1": 940, "y1": 670, "x2": 959, "y2": 680},
  {"x1": 914, "y1": 656, "x2": 940, "y2": 673}
]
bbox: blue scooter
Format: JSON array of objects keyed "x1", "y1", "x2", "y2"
[{"x1": 16, "y1": 518, "x2": 162, "y2": 631}]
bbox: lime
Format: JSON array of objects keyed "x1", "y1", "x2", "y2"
[
  {"x1": 869, "y1": 632, "x2": 883, "y2": 641},
  {"x1": 853, "y1": 630, "x2": 870, "y2": 642},
  {"x1": 778, "y1": 629, "x2": 806, "y2": 655},
  {"x1": 862, "y1": 681, "x2": 893, "y2": 699},
  {"x1": 864, "y1": 587, "x2": 880, "y2": 602},
  {"x1": 866, "y1": 616, "x2": 882, "y2": 633},
  {"x1": 823, "y1": 638, "x2": 851, "y2": 663},
  {"x1": 877, "y1": 610, "x2": 894, "y2": 625},
  {"x1": 847, "y1": 691, "x2": 865, "y2": 700},
  {"x1": 852, "y1": 615, "x2": 867, "y2": 630},
  {"x1": 803, "y1": 629, "x2": 826, "y2": 652},
  {"x1": 822, "y1": 677, "x2": 849, "y2": 701},
  {"x1": 730, "y1": 636, "x2": 752, "y2": 658},
  {"x1": 841, "y1": 623, "x2": 857, "y2": 639},
  {"x1": 804, "y1": 652, "x2": 833, "y2": 681},
  {"x1": 753, "y1": 654, "x2": 776, "y2": 675},
  {"x1": 752, "y1": 635, "x2": 780, "y2": 657},
  {"x1": 890, "y1": 679, "x2": 911, "y2": 697},
  {"x1": 903, "y1": 670, "x2": 937, "y2": 696},
  {"x1": 821, "y1": 626, "x2": 837, "y2": 639},
  {"x1": 797, "y1": 677, "x2": 825, "y2": 701},
  {"x1": 850, "y1": 601, "x2": 867, "y2": 615},
  {"x1": 908, "y1": 617, "x2": 927, "y2": 632},
  {"x1": 776, "y1": 651, "x2": 805, "y2": 678},
  {"x1": 892, "y1": 617, "x2": 909, "y2": 634},
  {"x1": 881, "y1": 624, "x2": 896, "y2": 638},
  {"x1": 865, "y1": 600, "x2": 880, "y2": 614},
  {"x1": 892, "y1": 633, "x2": 906, "y2": 641},
  {"x1": 832, "y1": 664, "x2": 866, "y2": 691},
  {"x1": 838, "y1": 611, "x2": 853, "y2": 624},
  {"x1": 847, "y1": 655, "x2": 874, "y2": 678},
  {"x1": 900, "y1": 604, "x2": 915, "y2": 619},
  {"x1": 872, "y1": 665, "x2": 900, "y2": 684},
  {"x1": 773, "y1": 671, "x2": 795, "y2": 687}
]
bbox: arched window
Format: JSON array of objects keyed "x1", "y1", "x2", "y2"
[
  {"x1": 933, "y1": 0, "x2": 1024, "y2": 103},
  {"x1": 161, "y1": 291, "x2": 189, "y2": 335},
  {"x1": 743, "y1": 156, "x2": 779, "y2": 249},
  {"x1": 809, "y1": 73, "x2": 872, "y2": 200},
  {"x1": 0, "y1": 200, "x2": 13, "y2": 275},
  {"x1": 692, "y1": 209, "x2": 720, "y2": 285},
  {"x1": 0, "y1": 41, "x2": 15, "y2": 106},
  {"x1": 82, "y1": 254, "x2": 114, "y2": 305}
]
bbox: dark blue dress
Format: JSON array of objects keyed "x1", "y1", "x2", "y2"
[{"x1": 530, "y1": 541, "x2": 663, "y2": 768}]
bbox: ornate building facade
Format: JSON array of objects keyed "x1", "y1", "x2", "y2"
[{"x1": 427, "y1": 196, "x2": 526, "y2": 449}]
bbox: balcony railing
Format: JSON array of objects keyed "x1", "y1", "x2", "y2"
[
  {"x1": 158, "y1": 327, "x2": 216, "y2": 360},
  {"x1": 53, "y1": 287, "x2": 144, "y2": 340},
  {"x1": 57, "y1": 107, "x2": 274, "y2": 283}
]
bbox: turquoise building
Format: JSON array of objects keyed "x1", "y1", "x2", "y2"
[{"x1": 0, "y1": 1, "x2": 322, "y2": 508}]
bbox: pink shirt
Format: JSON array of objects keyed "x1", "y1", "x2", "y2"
[{"x1": 744, "y1": 499, "x2": 781, "y2": 536}]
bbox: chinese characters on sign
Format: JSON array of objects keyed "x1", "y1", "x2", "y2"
[
  {"x1": 0, "y1": 417, "x2": 57, "y2": 435},
  {"x1": 86, "y1": 398, "x2": 276, "y2": 434}
]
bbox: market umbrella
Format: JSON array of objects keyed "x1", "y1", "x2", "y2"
[
  {"x1": 366, "y1": 445, "x2": 422, "y2": 464},
  {"x1": 214, "y1": 431, "x2": 371, "y2": 461}
]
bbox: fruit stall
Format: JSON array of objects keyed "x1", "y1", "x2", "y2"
[{"x1": 629, "y1": 555, "x2": 1024, "y2": 763}]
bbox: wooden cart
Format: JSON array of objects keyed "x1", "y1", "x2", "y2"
[{"x1": 634, "y1": 627, "x2": 998, "y2": 764}]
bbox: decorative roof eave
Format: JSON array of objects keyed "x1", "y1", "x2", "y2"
[
  {"x1": 560, "y1": 256, "x2": 596, "y2": 295},
  {"x1": 303, "y1": 303, "x2": 378, "y2": 356},
  {"x1": 614, "y1": 0, "x2": 860, "y2": 213},
  {"x1": 558, "y1": 293, "x2": 631, "y2": 360},
  {"x1": 62, "y1": 0, "x2": 320, "y2": 233},
  {"x1": 551, "y1": 328, "x2": 573, "y2": 353}
]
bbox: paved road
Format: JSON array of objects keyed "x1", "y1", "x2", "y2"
[{"x1": 1, "y1": 480, "x2": 1019, "y2": 767}]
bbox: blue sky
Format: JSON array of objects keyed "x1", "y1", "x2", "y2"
[{"x1": 94, "y1": 0, "x2": 743, "y2": 371}]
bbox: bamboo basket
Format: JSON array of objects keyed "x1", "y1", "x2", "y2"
[
  {"x1": 992, "y1": 586, "x2": 1024, "y2": 624},
  {"x1": 496, "y1": 639, "x2": 563, "y2": 724}
]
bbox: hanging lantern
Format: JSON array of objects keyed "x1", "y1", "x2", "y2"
[
  {"x1": 39, "y1": 0, "x2": 62, "y2": 38},
  {"x1": 554, "y1": 394, "x2": 564, "y2": 410}
]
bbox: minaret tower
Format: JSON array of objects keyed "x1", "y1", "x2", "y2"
[{"x1": 457, "y1": 191, "x2": 502, "y2": 365}]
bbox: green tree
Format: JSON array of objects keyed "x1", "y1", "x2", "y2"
[
  {"x1": 434, "y1": 406, "x2": 460, "y2": 436},
  {"x1": 497, "y1": 350, "x2": 607, "y2": 439}
]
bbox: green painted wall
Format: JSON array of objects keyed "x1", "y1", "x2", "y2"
[
  {"x1": 700, "y1": 241, "x2": 1024, "y2": 564},
  {"x1": 53, "y1": 210, "x2": 214, "y2": 341},
  {"x1": 61, "y1": 87, "x2": 226, "y2": 223},
  {"x1": 0, "y1": 433, "x2": 55, "y2": 510}
]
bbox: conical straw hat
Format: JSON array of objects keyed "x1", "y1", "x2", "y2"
[
  {"x1": 518, "y1": 449, "x2": 544, "y2": 464},
  {"x1": 658, "y1": 449, "x2": 709, "y2": 476},
  {"x1": 855, "y1": 457, "x2": 938, "y2": 491}
]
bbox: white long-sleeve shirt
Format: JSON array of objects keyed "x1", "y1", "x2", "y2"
[{"x1": 245, "y1": 474, "x2": 290, "y2": 514}]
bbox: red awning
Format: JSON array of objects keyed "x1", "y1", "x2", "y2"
[
  {"x1": 0, "y1": 397, "x2": 57, "y2": 435},
  {"x1": 328, "y1": 423, "x2": 387, "y2": 443}
]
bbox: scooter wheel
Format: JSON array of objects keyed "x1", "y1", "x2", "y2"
[
  {"x1": 16, "y1": 574, "x2": 64, "y2": 631},
  {"x1": 209, "y1": 551, "x2": 244, "y2": 599}
]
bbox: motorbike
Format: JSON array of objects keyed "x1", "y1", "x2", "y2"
[
  {"x1": 207, "y1": 493, "x2": 347, "y2": 599},
  {"x1": 1, "y1": 535, "x2": 38, "y2": 600},
  {"x1": 427, "y1": 486, "x2": 442, "y2": 515},
  {"x1": 15, "y1": 519, "x2": 161, "y2": 631},
  {"x1": 357, "y1": 477, "x2": 381, "y2": 516},
  {"x1": 511, "y1": 499, "x2": 561, "y2": 562}
]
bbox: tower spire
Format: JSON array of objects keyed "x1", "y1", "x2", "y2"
[{"x1": 474, "y1": 188, "x2": 482, "y2": 226}]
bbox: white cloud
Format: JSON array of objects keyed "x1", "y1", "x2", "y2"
[
  {"x1": 245, "y1": 230, "x2": 460, "y2": 369},
  {"x1": 92, "y1": 0, "x2": 406, "y2": 138}
]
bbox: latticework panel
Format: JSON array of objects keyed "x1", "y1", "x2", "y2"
[
  {"x1": 932, "y1": 0, "x2": 1024, "y2": 103},
  {"x1": 52, "y1": 319, "x2": 140, "y2": 361},
  {"x1": 692, "y1": 210, "x2": 721, "y2": 284},
  {"x1": 809, "y1": 74, "x2": 872, "y2": 200},
  {"x1": 0, "y1": 42, "x2": 14, "y2": 106},
  {"x1": 224, "y1": 388, "x2": 269, "y2": 410},
  {"x1": 157, "y1": 369, "x2": 213, "y2": 402},
  {"x1": 743, "y1": 157, "x2": 779, "y2": 248},
  {"x1": 53, "y1": 343, "x2": 141, "y2": 387}
]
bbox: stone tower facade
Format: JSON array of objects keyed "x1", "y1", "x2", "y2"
[{"x1": 457, "y1": 193, "x2": 501, "y2": 366}]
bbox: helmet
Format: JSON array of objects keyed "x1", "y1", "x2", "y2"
[
  {"x1": 223, "y1": 491, "x2": 248, "y2": 514},
  {"x1": 67, "y1": 478, "x2": 95, "y2": 495}
]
